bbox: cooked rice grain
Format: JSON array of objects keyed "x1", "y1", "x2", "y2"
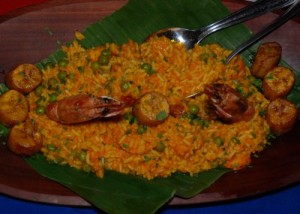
[{"x1": 28, "y1": 36, "x2": 270, "y2": 179}]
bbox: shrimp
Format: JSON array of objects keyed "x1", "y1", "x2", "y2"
[
  {"x1": 204, "y1": 84, "x2": 255, "y2": 123},
  {"x1": 46, "y1": 94, "x2": 125, "y2": 124}
]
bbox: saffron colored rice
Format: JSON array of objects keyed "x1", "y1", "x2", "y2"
[{"x1": 27, "y1": 36, "x2": 270, "y2": 179}]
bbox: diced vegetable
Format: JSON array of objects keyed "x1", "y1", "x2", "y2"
[
  {"x1": 120, "y1": 81, "x2": 130, "y2": 92},
  {"x1": 99, "y1": 49, "x2": 111, "y2": 65},
  {"x1": 188, "y1": 104, "x2": 200, "y2": 115},
  {"x1": 58, "y1": 59, "x2": 68, "y2": 68},
  {"x1": 48, "y1": 77, "x2": 59, "y2": 90},
  {"x1": 137, "y1": 125, "x2": 147, "y2": 134},
  {"x1": 48, "y1": 93, "x2": 58, "y2": 102},
  {"x1": 57, "y1": 70, "x2": 67, "y2": 83},
  {"x1": 36, "y1": 106, "x2": 46, "y2": 115},
  {"x1": 141, "y1": 63, "x2": 156, "y2": 75},
  {"x1": 34, "y1": 85, "x2": 44, "y2": 96},
  {"x1": 91, "y1": 61, "x2": 101, "y2": 71}
]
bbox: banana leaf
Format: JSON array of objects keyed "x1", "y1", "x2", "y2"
[
  {"x1": 26, "y1": 154, "x2": 229, "y2": 213},
  {"x1": 25, "y1": 0, "x2": 300, "y2": 214}
]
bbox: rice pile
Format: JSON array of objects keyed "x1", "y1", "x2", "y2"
[{"x1": 27, "y1": 36, "x2": 270, "y2": 179}]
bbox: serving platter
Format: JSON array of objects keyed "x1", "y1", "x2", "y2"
[{"x1": 0, "y1": 0, "x2": 300, "y2": 207}]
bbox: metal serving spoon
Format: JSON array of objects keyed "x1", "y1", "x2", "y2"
[
  {"x1": 147, "y1": 0, "x2": 300, "y2": 98},
  {"x1": 148, "y1": 0, "x2": 295, "y2": 52},
  {"x1": 182, "y1": 0, "x2": 300, "y2": 98}
]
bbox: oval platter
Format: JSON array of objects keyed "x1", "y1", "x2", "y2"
[{"x1": 0, "y1": 0, "x2": 300, "y2": 207}]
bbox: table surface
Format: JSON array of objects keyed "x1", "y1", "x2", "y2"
[
  {"x1": 1, "y1": 184, "x2": 300, "y2": 214},
  {"x1": 1, "y1": 1, "x2": 300, "y2": 214}
]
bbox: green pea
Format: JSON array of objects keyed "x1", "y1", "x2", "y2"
[
  {"x1": 144, "y1": 155, "x2": 151, "y2": 162},
  {"x1": 69, "y1": 73, "x2": 75, "y2": 80},
  {"x1": 231, "y1": 136, "x2": 241, "y2": 144},
  {"x1": 141, "y1": 63, "x2": 151, "y2": 72},
  {"x1": 36, "y1": 106, "x2": 46, "y2": 115},
  {"x1": 35, "y1": 85, "x2": 44, "y2": 96},
  {"x1": 214, "y1": 137, "x2": 224, "y2": 146},
  {"x1": 202, "y1": 119, "x2": 210, "y2": 128},
  {"x1": 189, "y1": 104, "x2": 199, "y2": 115},
  {"x1": 48, "y1": 78, "x2": 59, "y2": 90},
  {"x1": 71, "y1": 151, "x2": 77, "y2": 159},
  {"x1": 99, "y1": 49, "x2": 111, "y2": 66},
  {"x1": 194, "y1": 117, "x2": 210, "y2": 128},
  {"x1": 156, "y1": 111, "x2": 167, "y2": 121},
  {"x1": 121, "y1": 81, "x2": 130, "y2": 92},
  {"x1": 79, "y1": 150, "x2": 87, "y2": 162},
  {"x1": 141, "y1": 63, "x2": 156, "y2": 75},
  {"x1": 137, "y1": 125, "x2": 147, "y2": 134},
  {"x1": 148, "y1": 68, "x2": 156, "y2": 75},
  {"x1": 57, "y1": 70, "x2": 67, "y2": 83},
  {"x1": 199, "y1": 53, "x2": 210, "y2": 63},
  {"x1": 101, "y1": 49, "x2": 111, "y2": 57},
  {"x1": 155, "y1": 141, "x2": 165, "y2": 152},
  {"x1": 82, "y1": 164, "x2": 91, "y2": 173},
  {"x1": 77, "y1": 66, "x2": 84, "y2": 73},
  {"x1": 35, "y1": 96, "x2": 45, "y2": 106},
  {"x1": 124, "y1": 113, "x2": 137, "y2": 125},
  {"x1": 157, "y1": 133, "x2": 164, "y2": 139},
  {"x1": 47, "y1": 144, "x2": 57, "y2": 152},
  {"x1": 91, "y1": 61, "x2": 101, "y2": 71},
  {"x1": 48, "y1": 93, "x2": 58, "y2": 103},
  {"x1": 211, "y1": 160, "x2": 219, "y2": 168},
  {"x1": 54, "y1": 157, "x2": 64, "y2": 164},
  {"x1": 58, "y1": 59, "x2": 68, "y2": 68},
  {"x1": 99, "y1": 55, "x2": 109, "y2": 65}
]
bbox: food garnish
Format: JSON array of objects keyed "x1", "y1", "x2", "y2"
[
  {"x1": 0, "y1": 89, "x2": 29, "y2": 127},
  {"x1": 266, "y1": 98, "x2": 298, "y2": 135},
  {"x1": 250, "y1": 42, "x2": 282, "y2": 78},
  {"x1": 5, "y1": 64, "x2": 42, "y2": 94},
  {"x1": 8, "y1": 118, "x2": 42, "y2": 156},
  {"x1": 262, "y1": 66, "x2": 295, "y2": 101}
]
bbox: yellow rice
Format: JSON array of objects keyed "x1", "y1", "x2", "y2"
[{"x1": 27, "y1": 36, "x2": 270, "y2": 179}]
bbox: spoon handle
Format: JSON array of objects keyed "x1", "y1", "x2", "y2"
[
  {"x1": 198, "y1": 0, "x2": 296, "y2": 40},
  {"x1": 226, "y1": 0, "x2": 300, "y2": 63}
]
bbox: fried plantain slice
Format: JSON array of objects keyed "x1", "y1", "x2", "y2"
[
  {"x1": 5, "y1": 63, "x2": 42, "y2": 94},
  {"x1": 266, "y1": 98, "x2": 298, "y2": 135},
  {"x1": 0, "y1": 90, "x2": 29, "y2": 127},
  {"x1": 263, "y1": 66, "x2": 295, "y2": 101},
  {"x1": 8, "y1": 118, "x2": 42, "y2": 156},
  {"x1": 251, "y1": 42, "x2": 282, "y2": 78}
]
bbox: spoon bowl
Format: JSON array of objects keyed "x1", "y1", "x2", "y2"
[
  {"x1": 148, "y1": 0, "x2": 295, "y2": 52},
  {"x1": 148, "y1": 28, "x2": 199, "y2": 50}
]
